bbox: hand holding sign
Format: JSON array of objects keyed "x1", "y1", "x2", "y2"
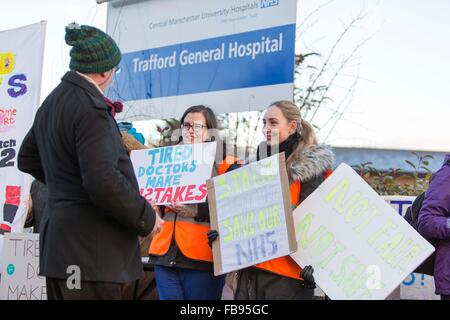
[
  {"x1": 207, "y1": 153, "x2": 297, "y2": 276},
  {"x1": 168, "y1": 201, "x2": 198, "y2": 218}
]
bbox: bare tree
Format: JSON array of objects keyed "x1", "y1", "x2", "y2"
[{"x1": 294, "y1": 3, "x2": 378, "y2": 141}]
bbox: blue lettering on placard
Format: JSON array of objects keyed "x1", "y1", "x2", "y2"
[
  {"x1": 403, "y1": 273, "x2": 415, "y2": 286},
  {"x1": 107, "y1": 24, "x2": 295, "y2": 101},
  {"x1": 7, "y1": 74, "x2": 27, "y2": 98},
  {"x1": 146, "y1": 176, "x2": 157, "y2": 188},
  {"x1": 235, "y1": 231, "x2": 279, "y2": 265},
  {"x1": 173, "y1": 174, "x2": 181, "y2": 186},
  {"x1": 261, "y1": 0, "x2": 279, "y2": 8},
  {"x1": 189, "y1": 160, "x2": 197, "y2": 173}
]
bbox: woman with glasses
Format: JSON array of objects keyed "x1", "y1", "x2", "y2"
[{"x1": 148, "y1": 105, "x2": 241, "y2": 300}]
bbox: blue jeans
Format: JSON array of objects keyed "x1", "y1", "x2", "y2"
[{"x1": 154, "y1": 265, "x2": 226, "y2": 300}]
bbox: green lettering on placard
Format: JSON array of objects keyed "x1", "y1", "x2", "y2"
[
  {"x1": 341, "y1": 264, "x2": 368, "y2": 298},
  {"x1": 354, "y1": 205, "x2": 381, "y2": 233},
  {"x1": 217, "y1": 176, "x2": 232, "y2": 200},
  {"x1": 389, "y1": 238, "x2": 413, "y2": 268},
  {"x1": 345, "y1": 197, "x2": 369, "y2": 223},
  {"x1": 318, "y1": 241, "x2": 346, "y2": 269},
  {"x1": 338, "y1": 192, "x2": 362, "y2": 215},
  {"x1": 222, "y1": 219, "x2": 232, "y2": 244},
  {"x1": 310, "y1": 232, "x2": 335, "y2": 258},
  {"x1": 324, "y1": 179, "x2": 350, "y2": 211},
  {"x1": 231, "y1": 171, "x2": 242, "y2": 193},
  {"x1": 241, "y1": 169, "x2": 250, "y2": 191},
  {"x1": 233, "y1": 215, "x2": 241, "y2": 240},
  {"x1": 295, "y1": 213, "x2": 314, "y2": 249},
  {"x1": 329, "y1": 255, "x2": 359, "y2": 287},
  {"x1": 367, "y1": 221, "x2": 397, "y2": 245},
  {"x1": 378, "y1": 232, "x2": 404, "y2": 263}
]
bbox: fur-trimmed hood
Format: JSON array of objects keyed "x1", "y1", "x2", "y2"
[
  {"x1": 248, "y1": 143, "x2": 335, "y2": 183},
  {"x1": 287, "y1": 143, "x2": 334, "y2": 182}
]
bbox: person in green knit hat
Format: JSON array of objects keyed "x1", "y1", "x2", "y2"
[
  {"x1": 18, "y1": 22, "x2": 163, "y2": 300},
  {"x1": 64, "y1": 22, "x2": 122, "y2": 94}
]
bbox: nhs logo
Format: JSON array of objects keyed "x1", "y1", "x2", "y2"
[{"x1": 261, "y1": 0, "x2": 279, "y2": 9}]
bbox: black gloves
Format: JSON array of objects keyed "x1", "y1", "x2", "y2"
[
  {"x1": 207, "y1": 229, "x2": 219, "y2": 247},
  {"x1": 300, "y1": 265, "x2": 316, "y2": 289}
]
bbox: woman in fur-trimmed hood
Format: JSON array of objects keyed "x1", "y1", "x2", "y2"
[{"x1": 234, "y1": 100, "x2": 335, "y2": 300}]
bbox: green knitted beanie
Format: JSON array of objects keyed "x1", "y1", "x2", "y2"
[{"x1": 65, "y1": 22, "x2": 121, "y2": 74}]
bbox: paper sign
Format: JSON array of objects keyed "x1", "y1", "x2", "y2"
[
  {"x1": 290, "y1": 164, "x2": 435, "y2": 300},
  {"x1": 207, "y1": 153, "x2": 297, "y2": 276},
  {"x1": 131, "y1": 142, "x2": 217, "y2": 205},
  {"x1": 0, "y1": 22, "x2": 46, "y2": 261},
  {"x1": 0, "y1": 233, "x2": 46, "y2": 300}
]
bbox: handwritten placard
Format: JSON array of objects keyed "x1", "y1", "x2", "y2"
[
  {"x1": 0, "y1": 233, "x2": 46, "y2": 300},
  {"x1": 291, "y1": 164, "x2": 435, "y2": 300},
  {"x1": 132, "y1": 142, "x2": 216, "y2": 205},
  {"x1": 207, "y1": 153, "x2": 297, "y2": 276}
]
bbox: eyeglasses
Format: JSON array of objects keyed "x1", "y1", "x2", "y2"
[
  {"x1": 114, "y1": 66, "x2": 121, "y2": 74},
  {"x1": 181, "y1": 122, "x2": 207, "y2": 131}
]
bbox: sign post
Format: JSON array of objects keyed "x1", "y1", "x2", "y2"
[{"x1": 106, "y1": 0, "x2": 298, "y2": 120}]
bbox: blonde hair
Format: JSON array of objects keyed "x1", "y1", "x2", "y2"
[{"x1": 269, "y1": 100, "x2": 317, "y2": 147}]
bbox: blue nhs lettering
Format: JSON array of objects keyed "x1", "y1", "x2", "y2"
[{"x1": 261, "y1": 0, "x2": 279, "y2": 9}]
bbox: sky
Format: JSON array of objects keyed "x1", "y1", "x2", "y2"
[{"x1": 1, "y1": 0, "x2": 449, "y2": 152}]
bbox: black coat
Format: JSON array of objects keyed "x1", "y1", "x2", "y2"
[{"x1": 18, "y1": 71, "x2": 156, "y2": 283}]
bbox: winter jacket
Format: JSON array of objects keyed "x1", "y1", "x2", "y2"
[
  {"x1": 418, "y1": 155, "x2": 450, "y2": 295},
  {"x1": 235, "y1": 142, "x2": 334, "y2": 299},
  {"x1": 18, "y1": 71, "x2": 156, "y2": 283}
]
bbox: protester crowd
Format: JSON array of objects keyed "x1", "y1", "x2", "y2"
[{"x1": 12, "y1": 23, "x2": 449, "y2": 300}]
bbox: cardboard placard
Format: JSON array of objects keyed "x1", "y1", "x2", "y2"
[
  {"x1": 207, "y1": 153, "x2": 297, "y2": 276},
  {"x1": 0, "y1": 233, "x2": 46, "y2": 300},
  {"x1": 131, "y1": 142, "x2": 217, "y2": 205},
  {"x1": 0, "y1": 22, "x2": 46, "y2": 261},
  {"x1": 290, "y1": 164, "x2": 435, "y2": 300}
]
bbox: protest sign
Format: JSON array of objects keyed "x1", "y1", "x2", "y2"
[
  {"x1": 131, "y1": 142, "x2": 216, "y2": 205},
  {"x1": 207, "y1": 153, "x2": 297, "y2": 276},
  {"x1": 0, "y1": 22, "x2": 46, "y2": 259},
  {"x1": 0, "y1": 233, "x2": 46, "y2": 300},
  {"x1": 106, "y1": 0, "x2": 297, "y2": 120},
  {"x1": 291, "y1": 164, "x2": 435, "y2": 300}
]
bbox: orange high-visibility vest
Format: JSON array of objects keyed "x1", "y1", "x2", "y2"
[
  {"x1": 255, "y1": 169, "x2": 333, "y2": 280},
  {"x1": 149, "y1": 156, "x2": 241, "y2": 262}
]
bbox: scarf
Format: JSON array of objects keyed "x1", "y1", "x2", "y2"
[
  {"x1": 104, "y1": 97, "x2": 123, "y2": 117},
  {"x1": 257, "y1": 132, "x2": 302, "y2": 161}
]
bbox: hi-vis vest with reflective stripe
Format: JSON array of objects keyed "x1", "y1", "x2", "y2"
[
  {"x1": 148, "y1": 156, "x2": 241, "y2": 263},
  {"x1": 254, "y1": 169, "x2": 333, "y2": 280}
]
